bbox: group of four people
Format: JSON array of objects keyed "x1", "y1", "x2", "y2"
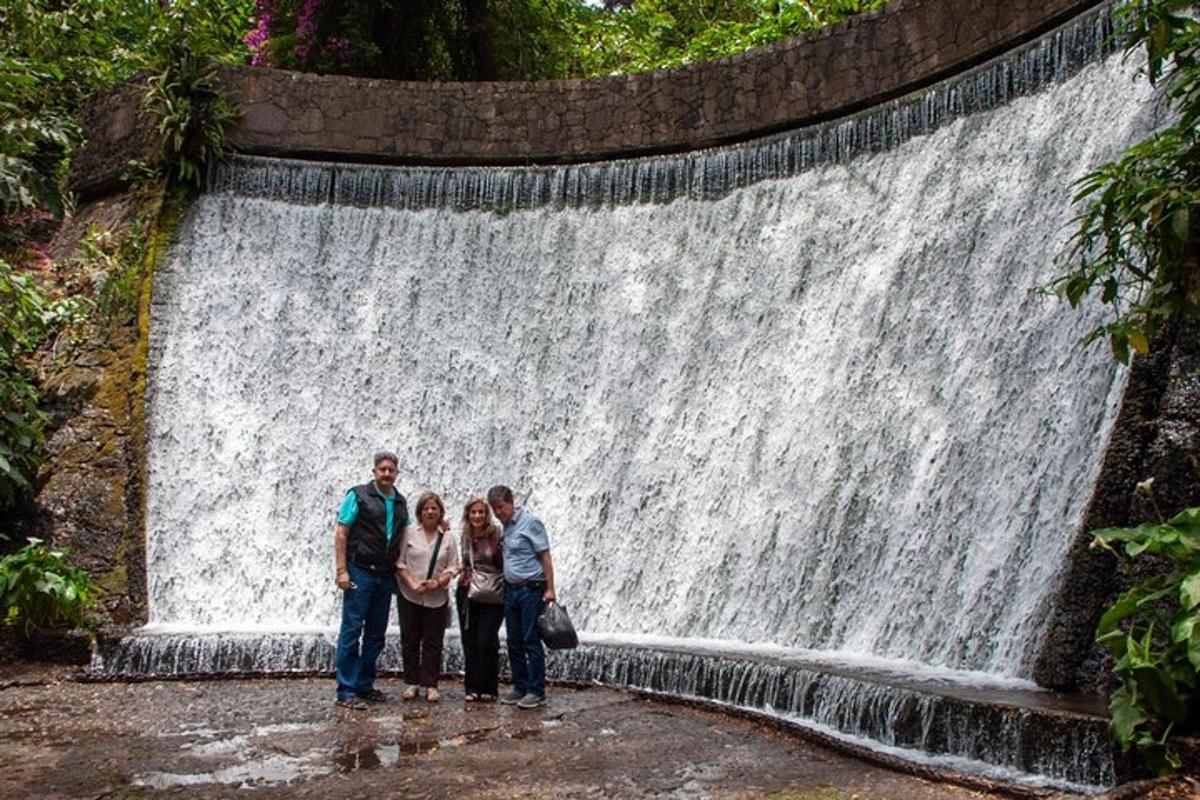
[{"x1": 333, "y1": 451, "x2": 556, "y2": 711}]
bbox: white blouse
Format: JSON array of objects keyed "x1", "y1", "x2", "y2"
[{"x1": 395, "y1": 526, "x2": 460, "y2": 608}]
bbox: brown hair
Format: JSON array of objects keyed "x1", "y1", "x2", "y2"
[{"x1": 415, "y1": 491, "x2": 445, "y2": 526}]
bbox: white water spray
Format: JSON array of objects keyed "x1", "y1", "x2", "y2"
[{"x1": 125, "y1": 10, "x2": 1162, "y2": 786}]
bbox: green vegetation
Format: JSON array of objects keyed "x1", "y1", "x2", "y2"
[
  {"x1": 0, "y1": 59, "x2": 73, "y2": 227},
  {"x1": 0, "y1": 258, "x2": 88, "y2": 509},
  {"x1": 0, "y1": 0, "x2": 252, "y2": 218},
  {"x1": 138, "y1": 0, "x2": 254, "y2": 185},
  {"x1": 1093, "y1": 481, "x2": 1200, "y2": 773},
  {"x1": 1053, "y1": 1, "x2": 1200, "y2": 771},
  {"x1": 1, "y1": 0, "x2": 887, "y2": 221},
  {"x1": 246, "y1": 0, "x2": 583, "y2": 80},
  {"x1": 1, "y1": 2, "x2": 244, "y2": 509},
  {"x1": 0, "y1": 537, "x2": 95, "y2": 634},
  {"x1": 245, "y1": 0, "x2": 886, "y2": 80},
  {"x1": 572, "y1": 0, "x2": 886, "y2": 76},
  {"x1": 1051, "y1": 0, "x2": 1199, "y2": 364}
]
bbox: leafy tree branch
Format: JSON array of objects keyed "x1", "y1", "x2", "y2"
[{"x1": 1051, "y1": 0, "x2": 1200, "y2": 363}]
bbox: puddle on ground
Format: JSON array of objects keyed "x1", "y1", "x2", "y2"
[
  {"x1": 440, "y1": 728, "x2": 493, "y2": 748},
  {"x1": 335, "y1": 742, "x2": 398, "y2": 771},
  {"x1": 135, "y1": 714, "x2": 565, "y2": 786},
  {"x1": 334, "y1": 727, "x2": 501, "y2": 772},
  {"x1": 181, "y1": 735, "x2": 247, "y2": 756},
  {"x1": 253, "y1": 721, "x2": 332, "y2": 736},
  {"x1": 135, "y1": 752, "x2": 335, "y2": 789}
]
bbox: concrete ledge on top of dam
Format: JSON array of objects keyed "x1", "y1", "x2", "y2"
[{"x1": 70, "y1": 0, "x2": 1100, "y2": 198}]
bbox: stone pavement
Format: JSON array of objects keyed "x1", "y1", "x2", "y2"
[{"x1": 0, "y1": 665, "x2": 1016, "y2": 799}]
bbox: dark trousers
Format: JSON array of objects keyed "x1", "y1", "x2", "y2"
[
  {"x1": 456, "y1": 585, "x2": 504, "y2": 696},
  {"x1": 504, "y1": 585, "x2": 546, "y2": 697},
  {"x1": 396, "y1": 594, "x2": 447, "y2": 688},
  {"x1": 335, "y1": 563, "x2": 393, "y2": 700}
]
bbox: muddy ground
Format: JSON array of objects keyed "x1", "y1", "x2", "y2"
[{"x1": 0, "y1": 663, "x2": 1193, "y2": 799}]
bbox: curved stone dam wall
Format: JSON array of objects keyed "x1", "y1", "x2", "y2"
[{"x1": 97, "y1": 3, "x2": 1167, "y2": 792}]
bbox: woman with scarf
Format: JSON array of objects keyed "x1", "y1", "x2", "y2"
[{"x1": 456, "y1": 495, "x2": 505, "y2": 702}]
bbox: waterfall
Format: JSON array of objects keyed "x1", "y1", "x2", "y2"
[{"x1": 114, "y1": 2, "x2": 1164, "y2": 788}]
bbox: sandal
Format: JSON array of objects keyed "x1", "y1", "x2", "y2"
[
  {"x1": 401, "y1": 685, "x2": 420, "y2": 701},
  {"x1": 478, "y1": 694, "x2": 496, "y2": 703},
  {"x1": 426, "y1": 687, "x2": 440, "y2": 704},
  {"x1": 336, "y1": 696, "x2": 368, "y2": 710},
  {"x1": 464, "y1": 693, "x2": 479, "y2": 703}
]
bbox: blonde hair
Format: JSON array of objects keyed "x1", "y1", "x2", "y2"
[{"x1": 461, "y1": 494, "x2": 499, "y2": 538}]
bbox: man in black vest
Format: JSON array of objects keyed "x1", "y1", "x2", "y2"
[{"x1": 333, "y1": 451, "x2": 408, "y2": 709}]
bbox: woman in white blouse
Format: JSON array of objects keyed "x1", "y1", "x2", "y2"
[{"x1": 395, "y1": 492, "x2": 460, "y2": 703}]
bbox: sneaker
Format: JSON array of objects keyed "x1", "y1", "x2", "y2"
[
  {"x1": 425, "y1": 687, "x2": 440, "y2": 704},
  {"x1": 516, "y1": 693, "x2": 546, "y2": 710},
  {"x1": 499, "y1": 689, "x2": 524, "y2": 705},
  {"x1": 359, "y1": 689, "x2": 387, "y2": 704},
  {"x1": 401, "y1": 684, "x2": 420, "y2": 701},
  {"x1": 335, "y1": 696, "x2": 368, "y2": 710}
]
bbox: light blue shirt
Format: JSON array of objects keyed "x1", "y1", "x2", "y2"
[
  {"x1": 502, "y1": 507, "x2": 550, "y2": 582},
  {"x1": 337, "y1": 484, "x2": 411, "y2": 544}
]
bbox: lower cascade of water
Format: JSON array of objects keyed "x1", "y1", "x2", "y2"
[{"x1": 95, "y1": 633, "x2": 1112, "y2": 792}]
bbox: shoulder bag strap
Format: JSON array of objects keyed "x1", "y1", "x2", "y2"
[{"x1": 425, "y1": 532, "x2": 444, "y2": 581}]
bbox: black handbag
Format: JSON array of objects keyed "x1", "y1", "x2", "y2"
[{"x1": 536, "y1": 601, "x2": 579, "y2": 649}]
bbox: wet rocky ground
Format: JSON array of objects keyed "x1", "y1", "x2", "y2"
[
  {"x1": 0, "y1": 664, "x2": 1020, "y2": 800},
  {"x1": 1, "y1": 663, "x2": 1195, "y2": 799}
]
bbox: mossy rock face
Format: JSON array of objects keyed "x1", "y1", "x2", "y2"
[
  {"x1": 17, "y1": 187, "x2": 186, "y2": 633},
  {"x1": 33, "y1": 334, "x2": 143, "y2": 626}
]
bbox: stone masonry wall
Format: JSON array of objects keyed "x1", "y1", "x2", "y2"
[{"x1": 70, "y1": 0, "x2": 1099, "y2": 197}]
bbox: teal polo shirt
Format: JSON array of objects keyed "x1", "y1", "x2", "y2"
[{"x1": 337, "y1": 485, "x2": 412, "y2": 544}]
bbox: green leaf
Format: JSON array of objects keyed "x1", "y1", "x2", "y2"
[
  {"x1": 1098, "y1": 587, "x2": 1144, "y2": 637},
  {"x1": 1110, "y1": 683, "x2": 1147, "y2": 746},
  {"x1": 1182, "y1": 571, "x2": 1200, "y2": 610},
  {"x1": 1171, "y1": 613, "x2": 1197, "y2": 644},
  {"x1": 1095, "y1": 521, "x2": 1162, "y2": 544},
  {"x1": 1128, "y1": 329, "x2": 1150, "y2": 355},
  {"x1": 1111, "y1": 331, "x2": 1131, "y2": 365},
  {"x1": 1167, "y1": 507, "x2": 1200, "y2": 528},
  {"x1": 1132, "y1": 664, "x2": 1188, "y2": 723},
  {"x1": 1099, "y1": 627, "x2": 1130, "y2": 658}
]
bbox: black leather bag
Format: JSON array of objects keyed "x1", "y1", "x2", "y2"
[{"x1": 536, "y1": 601, "x2": 579, "y2": 650}]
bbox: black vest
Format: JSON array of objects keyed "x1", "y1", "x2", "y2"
[{"x1": 347, "y1": 482, "x2": 407, "y2": 571}]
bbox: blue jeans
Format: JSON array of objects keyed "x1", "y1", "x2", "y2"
[
  {"x1": 504, "y1": 585, "x2": 546, "y2": 697},
  {"x1": 335, "y1": 563, "x2": 393, "y2": 700}
]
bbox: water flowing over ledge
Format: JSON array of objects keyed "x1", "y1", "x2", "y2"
[
  {"x1": 93, "y1": 632, "x2": 1113, "y2": 792},
  {"x1": 137, "y1": 1, "x2": 1161, "y2": 791},
  {"x1": 209, "y1": 1, "x2": 1120, "y2": 212}
]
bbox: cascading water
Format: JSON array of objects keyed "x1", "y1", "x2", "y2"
[{"x1": 105, "y1": 3, "x2": 1164, "y2": 790}]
